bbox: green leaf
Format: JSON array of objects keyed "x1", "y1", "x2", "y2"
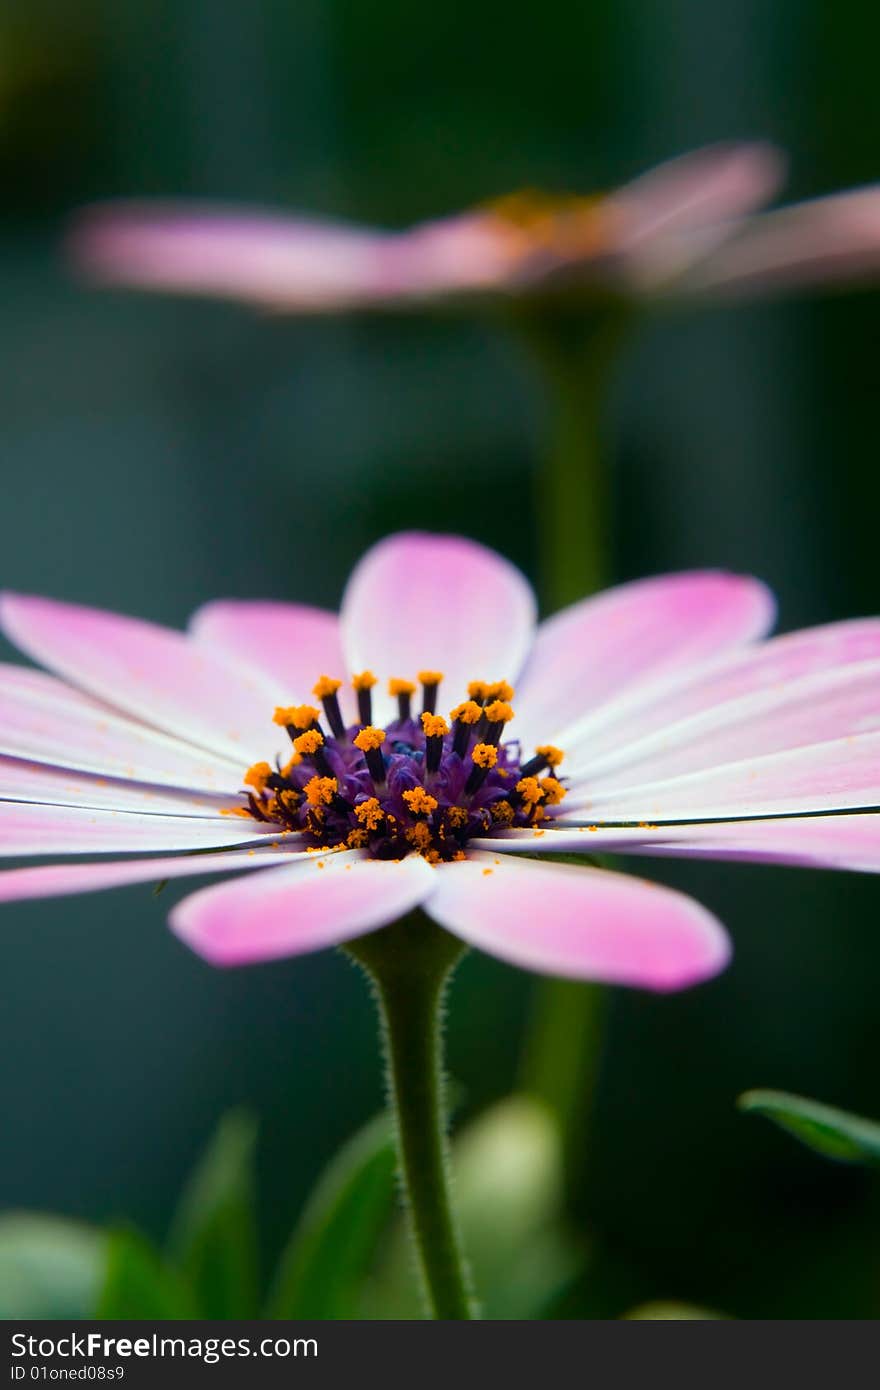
[
  {"x1": 167, "y1": 1109, "x2": 259, "y2": 1317},
  {"x1": 265, "y1": 1113, "x2": 396, "y2": 1319},
  {"x1": 738, "y1": 1089, "x2": 880, "y2": 1165},
  {"x1": 366, "y1": 1096, "x2": 580, "y2": 1319},
  {"x1": 625, "y1": 1302, "x2": 726, "y2": 1320},
  {"x1": 0, "y1": 1212, "x2": 105, "y2": 1318},
  {"x1": 96, "y1": 1228, "x2": 197, "y2": 1319}
]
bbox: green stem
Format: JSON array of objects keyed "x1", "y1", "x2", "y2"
[
  {"x1": 513, "y1": 307, "x2": 632, "y2": 1185},
  {"x1": 520, "y1": 307, "x2": 632, "y2": 609},
  {"x1": 344, "y1": 912, "x2": 476, "y2": 1319}
]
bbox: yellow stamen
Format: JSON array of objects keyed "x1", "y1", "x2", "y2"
[
  {"x1": 516, "y1": 776, "x2": 544, "y2": 807},
  {"x1": 403, "y1": 787, "x2": 439, "y2": 816},
  {"x1": 388, "y1": 677, "x2": 417, "y2": 696},
  {"x1": 355, "y1": 797, "x2": 385, "y2": 831},
  {"x1": 449, "y1": 700, "x2": 482, "y2": 725},
  {"x1": 347, "y1": 828, "x2": 369, "y2": 848},
  {"x1": 352, "y1": 671, "x2": 377, "y2": 691},
  {"x1": 304, "y1": 775, "x2": 337, "y2": 807},
  {"x1": 471, "y1": 743, "x2": 498, "y2": 770},
  {"x1": 421, "y1": 713, "x2": 449, "y2": 739},
  {"x1": 312, "y1": 675, "x2": 342, "y2": 699},
  {"x1": 418, "y1": 670, "x2": 444, "y2": 687},
  {"x1": 541, "y1": 776, "x2": 567, "y2": 805},
  {"x1": 467, "y1": 680, "x2": 488, "y2": 702},
  {"x1": 485, "y1": 680, "x2": 514, "y2": 702},
  {"x1": 447, "y1": 806, "x2": 468, "y2": 828},
  {"x1": 274, "y1": 704, "x2": 319, "y2": 730},
  {"x1": 485, "y1": 700, "x2": 514, "y2": 725},
  {"x1": 406, "y1": 822, "x2": 433, "y2": 851},
  {"x1": 535, "y1": 744, "x2": 564, "y2": 769},
  {"x1": 353, "y1": 725, "x2": 386, "y2": 752},
  {"x1": 293, "y1": 729, "x2": 324, "y2": 757},
  {"x1": 490, "y1": 799, "x2": 515, "y2": 825},
  {"x1": 243, "y1": 761, "x2": 272, "y2": 793}
]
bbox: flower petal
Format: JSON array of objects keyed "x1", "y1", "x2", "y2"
[
  {"x1": 0, "y1": 662, "x2": 243, "y2": 792},
  {"x1": 0, "y1": 802, "x2": 275, "y2": 856},
  {"x1": 515, "y1": 571, "x2": 775, "y2": 750},
  {"x1": 472, "y1": 816, "x2": 880, "y2": 873},
  {"x1": 170, "y1": 850, "x2": 435, "y2": 966},
  {"x1": 189, "y1": 600, "x2": 355, "y2": 721},
  {"x1": 0, "y1": 846, "x2": 305, "y2": 903},
  {"x1": 340, "y1": 533, "x2": 536, "y2": 723},
  {"x1": 69, "y1": 204, "x2": 513, "y2": 310},
  {"x1": 612, "y1": 142, "x2": 784, "y2": 246},
  {"x1": 0, "y1": 593, "x2": 282, "y2": 764},
  {"x1": 566, "y1": 731, "x2": 880, "y2": 821},
  {"x1": 616, "y1": 814, "x2": 880, "y2": 874},
  {"x1": 424, "y1": 852, "x2": 729, "y2": 990},
  {"x1": 567, "y1": 659, "x2": 880, "y2": 787},
  {"x1": 563, "y1": 618, "x2": 880, "y2": 768},
  {"x1": 0, "y1": 756, "x2": 234, "y2": 816},
  {"x1": 681, "y1": 185, "x2": 880, "y2": 297}
]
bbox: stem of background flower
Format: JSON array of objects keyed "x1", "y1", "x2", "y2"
[
  {"x1": 514, "y1": 306, "x2": 632, "y2": 1185},
  {"x1": 344, "y1": 911, "x2": 476, "y2": 1320}
]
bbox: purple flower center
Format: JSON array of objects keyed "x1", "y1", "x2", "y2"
[{"x1": 237, "y1": 672, "x2": 566, "y2": 862}]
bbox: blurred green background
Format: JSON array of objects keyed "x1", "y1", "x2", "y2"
[{"x1": 1, "y1": 0, "x2": 880, "y2": 1318}]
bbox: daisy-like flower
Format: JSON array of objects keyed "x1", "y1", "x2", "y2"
[
  {"x1": 1, "y1": 531, "x2": 878, "y2": 990},
  {"x1": 67, "y1": 143, "x2": 880, "y2": 311}
]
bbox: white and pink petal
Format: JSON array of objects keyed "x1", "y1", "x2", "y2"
[
  {"x1": 170, "y1": 850, "x2": 435, "y2": 966},
  {"x1": 340, "y1": 533, "x2": 536, "y2": 724},
  {"x1": 0, "y1": 593, "x2": 282, "y2": 765},
  {"x1": 515, "y1": 570, "x2": 775, "y2": 751},
  {"x1": 423, "y1": 852, "x2": 729, "y2": 990},
  {"x1": 0, "y1": 802, "x2": 278, "y2": 857}
]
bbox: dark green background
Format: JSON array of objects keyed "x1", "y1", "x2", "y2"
[{"x1": 1, "y1": 0, "x2": 879, "y2": 1317}]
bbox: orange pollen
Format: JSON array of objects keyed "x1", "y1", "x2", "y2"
[
  {"x1": 418, "y1": 670, "x2": 444, "y2": 687},
  {"x1": 535, "y1": 744, "x2": 564, "y2": 769},
  {"x1": 347, "y1": 828, "x2": 369, "y2": 848},
  {"x1": 447, "y1": 806, "x2": 468, "y2": 828},
  {"x1": 352, "y1": 670, "x2": 377, "y2": 691},
  {"x1": 293, "y1": 729, "x2": 324, "y2": 756},
  {"x1": 541, "y1": 776, "x2": 566, "y2": 805},
  {"x1": 304, "y1": 775, "x2": 337, "y2": 807},
  {"x1": 243, "y1": 761, "x2": 272, "y2": 792},
  {"x1": 403, "y1": 787, "x2": 439, "y2": 816},
  {"x1": 516, "y1": 776, "x2": 544, "y2": 807},
  {"x1": 467, "y1": 680, "x2": 488, "y2": 702},
  {"x1": 406, "y1": 822, "x2": 433, "y2": 851},
  {"x1": 485, "y1": 700, "x2": 514, "y2": 724},
  {"x1": 421, "y1": 713, "x2": 449, "y2": 739},
  {"x1": 312, "y1": 675, "x2": 342, "y2": 699},
  {"x1": 274, "y1": 704, "x2": 319, "y2": 730},
  {"x1": 353, "y1": 725, "x2": 386, "y2": 752},
  {"x1": 388, "y1": 677, "x2": 417, "y2": 696},
  {"x1": 449, "y1": 700, "x2": 482, "y2": 725},
  {"x1": 280, "y1": 753, "x2": 302, "y2": 778},
  {"x1": 355, "y1": 797, "x2": 385, "y2": 830},
  {"x1": 491, "y1": 800, "x2": 515, "y2": 825},
  {"x1": 485, "y1": 680, "x2": 514, "y2": 702},
  {"x1": 471, "y1": 743, "x2": 498, "y2": 770}
]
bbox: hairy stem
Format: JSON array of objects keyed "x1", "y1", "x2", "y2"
[{"x1": 345, "y1": 912, "x2": 475, "y2": 1319}]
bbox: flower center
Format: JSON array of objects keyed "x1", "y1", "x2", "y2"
[
  {"x1": 481, "y1": 190, "x2": 613, "y2": 260},
  {"x1": 236, "y1": 672, "x2": 566, "y2": 863}
]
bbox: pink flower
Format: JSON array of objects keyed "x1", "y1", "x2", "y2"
[
  {"x1": 67, "y1": 144, "x2": 880, "y2": 310},
  {"x1": 1, "y1": 532, "x2": 877, "y2": 991},
  {"x1": 68, "y1": 143, "x2": 808, "y2": 311}
]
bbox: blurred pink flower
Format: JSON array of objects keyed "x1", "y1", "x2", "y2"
[
  {"x1": 71, "y1": 141, "x2": 856, "y2": 312},
  {"x1": 1, "y1": 532, "x2": 878, "y2": 989}
]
